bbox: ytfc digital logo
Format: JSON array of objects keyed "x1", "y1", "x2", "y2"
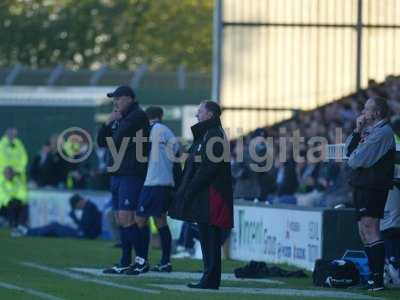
[
  {"x1": 56, "y1": 125, "x2": 347, "y2": 172},
  {"x1": 57, "y1": 127, "x2": 93, "y2": 164}
]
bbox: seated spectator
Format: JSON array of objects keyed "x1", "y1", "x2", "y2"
[
  {"x1": 86, "y1": 146, "x2": 110, "y2": 191},
  {"x1": 315, "y1": 161, "x2": 340, "y2": 191},
  {"x1": 339, "y1": 101, "x2": 357, "y2": 124},
  {"x1": 62, "y1": 135, "x2": 92, "y2": 190},
  {"x1": 0, "y1": 166, "x2": 28, "y2": 228},
  {"x1": 231, "y1": 141, "x2": 263, "y2": 201},
  {"x1": 297, "y1": 160, "x2": 320, "y2": 194},
  {"x1": 267, "y1": 155, "x2": 298, "y2": 205},
  {"x1": 296, "y1": 158, "x2": 343, "y2": 207},
  {"x1": 275, "y1": 156, "x2": 298, "y2": 197},
  {"x1": 12, "y1": 193, "x2": 102, "y2": 239},
  {"x1": 319, "y1": 164, "x2": 352, "y2": 208},
  {"x1": 29, "y1": 135, "x2": 71, "y2": 188}
]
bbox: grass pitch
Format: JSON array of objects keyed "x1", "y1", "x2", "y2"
[{"x1": 0, "y1": 229, "x2": 398, "y2": 300}]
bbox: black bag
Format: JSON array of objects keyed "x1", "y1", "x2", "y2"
[
  {"x1": 312, "y1": 259, "x2": 360, "y2": 288},
  {"x1": 234, "y1": 261, "x2": 307, "y2": 279},
  {"x1": 234, "y1": 261, "x2": 269, "y2": 279}
]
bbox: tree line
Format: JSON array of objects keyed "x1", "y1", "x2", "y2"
[{"x1": 0, "y1": 0, "x2": 213, "y2": 72}]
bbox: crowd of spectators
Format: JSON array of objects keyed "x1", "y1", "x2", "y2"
[
  {"x1": 28, "y1": 134, "x2": 109, "y2": 191},
  {"x1": 1, "y1": 75, "x2": 400, "y2": 231},
  {"x1": 231, "y1": 75, "x2": 400, "y2": 208}
]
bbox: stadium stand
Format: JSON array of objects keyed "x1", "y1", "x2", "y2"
[{"x1": 230, "y1": 75, "x2": 400, "y2": 208}]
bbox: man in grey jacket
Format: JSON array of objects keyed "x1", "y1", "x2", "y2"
[{"x1": 345, "y1": 97, "x2": 395, "y2": 291}]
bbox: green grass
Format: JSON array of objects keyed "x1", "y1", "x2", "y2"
[{"x1": 0, "y1": 229, "x2": 398, "y2": 300}]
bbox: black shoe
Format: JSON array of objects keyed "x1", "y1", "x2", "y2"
[
  {"x1": 187, "y1": 282, "x2": 219, "y2": 290},
  {"x1": 151, "y1": 263, "x2": 172, "y2": 273},
  {"x1": 124, "y1": 257, "x2": 150, "y2": 275},
  {"x1": 367, "y1": 274, "x2": 385, "y2": 291},
  {"x1": 103, "y1": 264, "x2": 130, "y2": 274}
]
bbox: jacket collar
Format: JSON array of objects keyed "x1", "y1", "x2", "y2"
[
  {"x1": 373, "y1": 119, "x2": 387, "y2": 128},
  {"x1": 191, "y1": 117, "x2": 222, "y2": 140},
  {"x1": 121, "y1": 101, "x2": 139, "y2": 117},
  {"x1": 366, "y1": 119, "x2": 388, "y2": 133}
]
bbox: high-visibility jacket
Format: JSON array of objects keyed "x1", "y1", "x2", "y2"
[
  {"x1": 0, "y1": 174, "x2": 27, "y2": 208},
  {"x1": 0, "y1": 136, "x2": 28, "y2": 176}
]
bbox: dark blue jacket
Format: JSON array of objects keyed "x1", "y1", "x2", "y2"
[
  {"x1": 70, "y1": 201, "x2": 102, "y2": 239},
  {"x1": 97, "y1": 102, "x2": 150, "y2": 178}
]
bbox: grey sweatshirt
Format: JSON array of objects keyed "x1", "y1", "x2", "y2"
[{"x1": 345, "y1": 120, "x2": 395, "y2": 169}]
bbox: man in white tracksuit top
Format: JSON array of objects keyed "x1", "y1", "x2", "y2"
[{"x1": 127, "y1": 106, "x2": 179, "y2": 275}]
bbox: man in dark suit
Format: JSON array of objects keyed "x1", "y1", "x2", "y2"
[{"x1": 170, "y1": 100, "x2": 233, "y2": 290}]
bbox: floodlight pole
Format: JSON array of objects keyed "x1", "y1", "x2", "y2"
[
  {"x1": 90, "y1": 64, "x2": 108, "y2": 86},
  {"x1": 211, "y1": 0, "x2": 222, "y2": 102},
  {"x1": 356, "y1": 0, "x2": 363, "y2": 96},
  {"x1": 47, "y1": 64, "x2": 64, "y2": 86},
  {"x1": 5, "y1": 64, "x2": 22, "y2": 86},
  {"x1": 177, "y1": 65, "x2": 186, "y2": 90},
  {"x1": 131, "y1": 64, "x2": 148, "y2": 89}
]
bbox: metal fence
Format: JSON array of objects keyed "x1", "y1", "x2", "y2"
[
  {"x1": 212, "y1": 0, "x2": 400, "y2": 134},
  {"x1": 0, "y1": 64, "x2": 211, "y2": 91}
]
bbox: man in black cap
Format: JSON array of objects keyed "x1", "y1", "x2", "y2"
[{"x1": 97, "y1": 86, "x2": 150, "y2": 274}]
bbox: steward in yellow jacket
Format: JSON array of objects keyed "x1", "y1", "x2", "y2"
[
  {"x1": 0, "y1": 128, "x2": 28, "y2": 180},
  {"x1": 0, "y1": 166, "x2": 28, "y2": 227}
]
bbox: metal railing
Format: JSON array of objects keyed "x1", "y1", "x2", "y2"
[{"x1": 0, "y1": 64, "x2": 211, "y2": 90}]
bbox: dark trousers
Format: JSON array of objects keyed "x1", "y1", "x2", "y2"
[
  {"x1": 27, "y1": 222, "x2": 80, "y2": 238},
  {"x1": 177, "y1": 222, "x2": 199, "y2": 249},
  {"x1": 198, "y1": 223, "x2": 222, "y2": 288},
  {"x1": 7, "y1": 199, "x2": 28, "y2": 228},
  {"x1": 0, "y1": 206, "x2": 7, "y2": 218}
]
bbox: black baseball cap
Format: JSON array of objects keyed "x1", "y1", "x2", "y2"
[{"x1": 107, "y1": 86, "x2": 136, "y2": 99}]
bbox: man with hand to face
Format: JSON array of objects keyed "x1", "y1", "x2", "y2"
[
  {"x1": 97, "y1": 86, "x2": 150, "y2": 274},
  {"x1": 345, "y1": 97, "x2": 395, "y2": 291}
]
